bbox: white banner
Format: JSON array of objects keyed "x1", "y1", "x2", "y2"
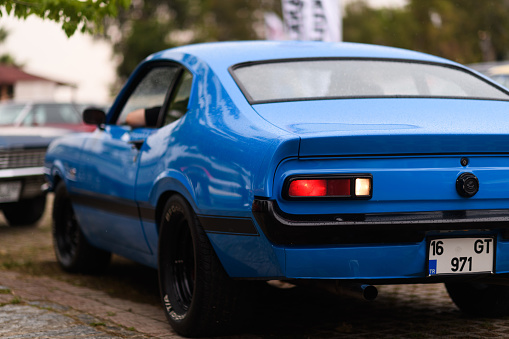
[
  {"x1": 282, "y1": 0, "x2": 341, "y2": 42},
  {"x1": 265, "y1": 12, "x2": 286, "y2": 40}
]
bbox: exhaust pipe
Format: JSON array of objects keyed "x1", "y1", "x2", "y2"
[
  {"x1": 336, "y1": 283, "x2": 378, "y2": 301},
  {"x1": 359, "y1": 284, "x2": 378, "y2": 301}
]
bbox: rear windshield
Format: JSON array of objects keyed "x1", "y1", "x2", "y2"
[{"x1": 232, "y1": 59, "x2": 509, "y2": 104}]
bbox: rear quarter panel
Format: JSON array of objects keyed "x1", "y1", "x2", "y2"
[{"x1": 131, "y1": 54, "x2": 300, "y2": 273}]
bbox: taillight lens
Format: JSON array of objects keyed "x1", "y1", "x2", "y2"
[
  {"x1": 355, "y1": 178, "x2": 371, "y2": 196},
  {"x1": 285, "y1": 176, "x2": 372, "y2": 199}
]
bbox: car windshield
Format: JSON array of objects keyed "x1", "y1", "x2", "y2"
[
  {"x1": 233, "y1": 59, "x2": 509, "y2": 104},
  {"x1": 0, "y1": 103, "x2": 83, "y2": 126},
  {"x1": 23, "y1": 104, "x2": 81, "y2": 126},
  {"x1": 0, "y1": 104, "x2": 26, "y2": 125}
]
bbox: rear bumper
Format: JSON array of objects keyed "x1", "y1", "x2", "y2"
[
  {"x1": 0, "y1": 167, "x2": 44, "y2": 179},
  {"x1": 250, "y1": 199, "x2": 509, "y2": 280},
  {"x1": 282, "y1": 240, "x2": 509, "y2": 280},
  {"x1": 0, "y1": 167, "x2": 46, "y2": 203},
  {"x1": 252, "y1": 199, "x2": 509, "y2": 246}
]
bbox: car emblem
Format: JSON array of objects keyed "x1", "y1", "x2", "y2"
[{"x1": 456, "y1": 172, "x2": 479, "y2": 198}]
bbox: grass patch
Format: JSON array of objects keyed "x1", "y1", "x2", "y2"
[
  {"x1": 89, "y1": 322, "x2": 107, "y2": 327},
  {"x1": 0, "y1": 257, "x2": 36, "y2": 270},
  {"x1": 9, "y1": 296, "x2": 21, "y2": 304}
]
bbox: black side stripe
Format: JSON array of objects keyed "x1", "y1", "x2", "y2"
[
  {"x1": 70, "y1": 192, "x2": 140, "y2": 219},
  {"x1": 198, "y1": 215, "x2": 259, "y2": 236},
  {"x1": 139, "y1": 204, "x2": 156, "y2": 223},
  {"x1": 69, "y1": 191, "x2": 258, "y2": 235}
]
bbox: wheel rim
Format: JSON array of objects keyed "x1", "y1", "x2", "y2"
[
  {"x1": 171, "y1": 217, "x2": 195, "y2": 311},
  {"x1": 56, "y1": 197, "x2": 79, "y2": 262}
]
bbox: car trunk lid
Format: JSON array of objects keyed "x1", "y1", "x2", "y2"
[{"x1": 252, "y1": 98, "x2": 509, "y2": 157}]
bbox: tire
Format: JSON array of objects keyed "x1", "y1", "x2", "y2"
[
  {"x1": 445, "y1": 282, "x2": 509, "y2": 317},
  {"x1": 52, "y1": 181, "x2": 111, "y2": 273},
  {"x1": 3, "y1": 195, "x2": 46, "y2": 226},
  {"x1": 158, "y1": 195, "x2": 243, "y2": 337}
]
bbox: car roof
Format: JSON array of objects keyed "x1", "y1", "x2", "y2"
[
  {"x1": 1, "y1": 101, "x2": 79, "y2": 106},
  {"x1": 149, "y1": 41, "x2": 458, "y2": 70}
]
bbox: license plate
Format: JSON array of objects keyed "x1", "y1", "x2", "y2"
[
  {"x1": 428, "y1": 237, "x2": 494, "y2": 276},
  {"x1": 0, "y1": 181, "x2": 21, "y2": 203}
]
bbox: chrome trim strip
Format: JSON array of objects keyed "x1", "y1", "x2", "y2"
[{"x1": 0, "y1": 167, "x2": 45, "y2": 179}]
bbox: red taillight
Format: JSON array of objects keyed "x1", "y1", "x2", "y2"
[
  {"x1": 327, "y1": 178, "x2": 351, "y2": 196},
  {"x1": 288, "y1": 178, "x2": 351, "y2": 197},
  {"x1": 288, "y1": 179, "x2": 327, "y2": 197},
  {"x1": 285, "y1": 176, "x2": 372, "y2": 199}
]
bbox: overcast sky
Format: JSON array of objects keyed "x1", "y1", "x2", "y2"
[
  {"x1": 1, "y1": 15, "x2": 115, "y2": 104},
  {"x1": 0, "y1": 0, "x2": 406, "y2": 105}
]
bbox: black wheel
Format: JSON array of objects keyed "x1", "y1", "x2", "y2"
[
  {"x1": 3, "y1": 195, "x2": 46, "y2": 226},
  {"x1": 446, "y1": 282, "x2": 509, "y2": 317},
  {"x1": 158, "y1": 195, "x2": 243, "y2": 337},
  {"x1": 52, "y1": 181, "x2": 111, "y2": 273}
]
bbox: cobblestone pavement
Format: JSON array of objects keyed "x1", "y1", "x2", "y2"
[
  {"x1": 0, "y1": 271, "x2": 174, "y2": 338},
  {"x1": 2, "y1": 269, "x2": 509, "y2": 338}
]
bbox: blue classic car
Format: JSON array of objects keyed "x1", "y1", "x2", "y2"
[{"x1": 45, "y1": 41, "x2": 509, "y2": 336}]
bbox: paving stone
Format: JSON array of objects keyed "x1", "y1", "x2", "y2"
[
  {"x1": 0, "y1": 304, "x2": 110, "y2": 338},
  {"x1": 5, "y1": 269, "x2": 509, "y2": 338},
  {"x1": 28, "y1": 300, "x2": 70, "y2": 312}
]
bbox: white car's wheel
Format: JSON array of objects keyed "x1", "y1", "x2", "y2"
[{"x1": 3, "y1": 195, "x2": 46, "y2": 226}]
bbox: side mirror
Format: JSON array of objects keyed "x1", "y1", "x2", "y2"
[{"x1": 83, "y1": 108, "x2": 106, "y2": 126}]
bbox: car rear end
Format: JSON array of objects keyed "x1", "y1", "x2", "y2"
[
  {"x1": 231, "y1": 58, "x2": 509, "y2": 286},
  {"x1": 255, "y1": 151, "x2": 509, "y2": 281}
]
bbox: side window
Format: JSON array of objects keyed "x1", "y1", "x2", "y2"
[
  {"x1": 31, "y1": 106, "x2": 47, "y2": 125},
  {"x1": 21, "y1": 109, "x2": 34, "y2": 126},
  {"x1": 164, "y1": 70, "x2": 193, "y2": 126},
  {"x1": 117, "y1": 66, "x2": 180, "y2": 125},
  {"x1": 29, "y1": 104, "x2": 81, "y2": 125}
]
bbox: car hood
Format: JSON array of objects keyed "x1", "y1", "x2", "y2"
[
  {"x1": 0, "y1": 126, "x2": 72, "y2": 149},
  {"x1": 252, "y1": 98, "x2": 509, "y2": 156}
]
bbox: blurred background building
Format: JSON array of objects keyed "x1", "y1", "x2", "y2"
[{"x1": 0, "y1": 64, "x2": 75, "y2": 102}]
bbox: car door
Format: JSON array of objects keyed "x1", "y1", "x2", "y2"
[
  {"x1": 134, "y1": 68, "x2": 194, "y2": 253},
  {"x1": 72, "y1": 62, "x2": 181, "y2": 255}
]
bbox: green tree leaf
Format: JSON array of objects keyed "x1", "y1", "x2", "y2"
[{"x1": 0, "y1": 0, "x2": 131, "y2": 37}]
